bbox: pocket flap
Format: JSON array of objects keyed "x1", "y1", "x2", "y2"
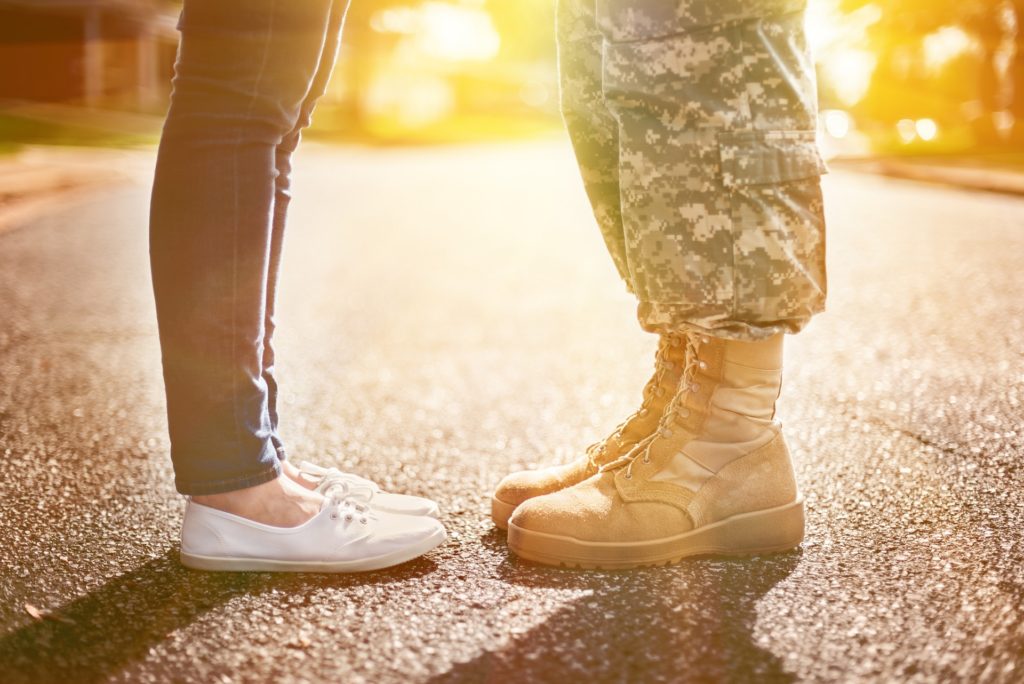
[{"x1": 718, "y1": 130, "x2": 827, "y2": 188}]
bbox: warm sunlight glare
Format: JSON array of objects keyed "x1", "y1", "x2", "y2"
[
  {"x1": 372, "y1": 3, "x2": 500, "y2": 63},
  {"x1": 822, "y1": 109, "x2": 852, "y2": 139},
  {"x1": 419, "y1": 3, "x2": 500, "y2": 61},
  {"x1": 805, "y1": 0, "x2": 881, "y2": 107},
  {"x1": 804, "y1": 0, "x2": 844, "y2": 54},
  {"x1": 825, "y1": 50, "x2": 877, "y2": 107},
  {"x1": 922, "y1": 26, "x2": 978, "y2": 74},
  {"x1": 915, "y1": 118, "x2": 939, "y2": 141},
  {"x1": 896, "y1": 118, "x2": 917, "y2": 143}
]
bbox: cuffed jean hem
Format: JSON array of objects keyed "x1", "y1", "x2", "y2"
[
  {"x1": 175, "y1": 460, "x2": 282, "y2": 496},
  {"x1": 271, "y1": 440, "x2": 288, "y2": 462}
]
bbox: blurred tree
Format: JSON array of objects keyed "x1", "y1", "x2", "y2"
[
  {"x1": 840, "y1": 0, "x2": 1021, "y2": 148},
  {"x1": 487, "y1": 0, "x2": 555, "y2": 62},
  {"x1": 336, "y1": 0, "x2": 406, "y2": 128},
  {"x1": 1003, "y1": 1, "x2": 1024, "y2": 143}
]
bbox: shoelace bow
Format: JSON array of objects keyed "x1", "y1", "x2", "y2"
[
  {"x1": 603, "y1": 333, "x2": 704, "y2": 479},
  {"x1": 299, "y1": 461, "x2": 379, "y2": 502},
  {"x1": 585, "y1": 335, "x2": 682, "y2": 470},
  {"x1": 303, "y1": 463, "x2": 381, "y2": 525}
]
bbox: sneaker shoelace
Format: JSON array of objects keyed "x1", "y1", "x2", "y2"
[
  {"x1": 299, "y1": 461, "x2": 379, "y2": 502},
  {"x1": 325, "y1": 493, "x2": 378, "y2": 526},
  {"x1": 603, "y1": 333, "x2": 706, "y2": 479},
  {"x1": 585, "y1": 334, "x2": 682, "y2": 470}
]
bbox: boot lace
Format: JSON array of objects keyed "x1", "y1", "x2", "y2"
[
  {"x1": 585, "y1": 335, "x2": 682, "y2": 470},
  {"x1": 603, "y1": 333, "x2": 706, "y2": 479}
]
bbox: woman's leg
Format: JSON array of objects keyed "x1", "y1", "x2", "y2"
[
  {"x1": 263, "y1": 1, "x2": 348, "y2": 463},
  {"x1": 150, "y1": 0, "x2": 336, "y2": 496},
  {"x1": 147, "y1": 0, "x2": 449, "y2": 567}
]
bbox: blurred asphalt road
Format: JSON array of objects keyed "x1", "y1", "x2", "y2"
[{"x1": 0, "y1": 141, "x2": 1022, "y2": 683}]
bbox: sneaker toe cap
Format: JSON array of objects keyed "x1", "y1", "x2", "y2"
[{"x1": 375, "y1": 492, "x2": 440, "y2": 518}]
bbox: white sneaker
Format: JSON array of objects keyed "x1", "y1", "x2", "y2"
[
  {"x1": 179, "y1": 496, "x2": 447, "y2": 572},
  {"x1": 297, "y1": 461, "x2": 440, "y2": 518}
]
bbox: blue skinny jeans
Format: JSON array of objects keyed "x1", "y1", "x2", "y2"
[{"x1": 150, "y1": 0, "x2": 347, "y2": 495}]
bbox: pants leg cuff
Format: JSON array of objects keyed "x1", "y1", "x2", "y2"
[
  {"x1": 636, "y1": 300, "x2": 819, "y2": 340},
  {"x1": 176, "y1": 461, "x2": 282, "y2": 496}
]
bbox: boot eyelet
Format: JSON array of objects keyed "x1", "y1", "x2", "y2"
[
  {"x1": 642, "y1": 456, "x2": 650, "y2": 464},
  {"x1": 624, "y1": 472, "x2": 632, "y2": 479},
  {"x1": 691, "y1": 383, "x2": 701, "y2": 392},
  {"x1": 330, "y1": 512, "x2": 339, "y2": 520},
  {"x1": 678, "y1": 409, "x2": 691, "y2": 418},
  {"x1": 698, "y1": 361, "x2": 708, "y2": 370}
]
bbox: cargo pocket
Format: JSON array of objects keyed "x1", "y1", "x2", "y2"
[
  {"x1": 719, "y1": 129, "x2": 826, "y2": 188},
  {"x1": 717, "y1": 129, "x2": 828, "y2": 325}
]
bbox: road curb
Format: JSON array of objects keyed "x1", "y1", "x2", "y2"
[
  {"x1": 0, "y1": 148, "x2": 148, "y2": 235},
  {"x1": 832, "y1": 158, "x2": 1024, "y2": 197}
]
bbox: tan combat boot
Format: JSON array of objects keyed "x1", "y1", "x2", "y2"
[
  {"x1": 506, "y1": 332, "x2": 804, "y2": 568},
  {"x1": 491, "y1": 335, "x2": 687, "y2": 529}
]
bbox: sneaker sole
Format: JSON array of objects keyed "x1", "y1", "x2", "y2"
[
  {"x1": 507, "y1": 499, "x2": 804, "y2": 570},
  {"x1": 490, "y1": 496, "x2": 518, "y2": 530},
  {"x1": 179, "y1": 527, "x2": 447, "y2": 573}
]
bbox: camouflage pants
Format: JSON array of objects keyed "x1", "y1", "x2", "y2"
[{"x1": 558, "y1": 0, "x2": 828, "y2": 339}]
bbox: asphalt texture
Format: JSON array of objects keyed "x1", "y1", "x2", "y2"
[{"x1": 1, "y1": 141, "x2": 1022, "y2": 683}]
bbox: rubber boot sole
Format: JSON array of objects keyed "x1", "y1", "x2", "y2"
[
  {"x1": 180, "y1": 527, "x2": 447, "y2": 573},
  {"x1": 490, "y1": 496, "x2": 517, "y2": 531},
  {"x1": 507, "y1": 499, "x2": 804, "y2": 569}
]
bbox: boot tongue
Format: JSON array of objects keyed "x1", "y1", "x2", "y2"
[
  {"x1": 610, "y1": 334, "x2": 705, "y2": 477},
  {"x1": 589, "y1": 337, "x2": 688, "y2": 469}
]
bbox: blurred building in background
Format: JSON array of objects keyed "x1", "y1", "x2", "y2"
[
  {"x1": 315, "y1": 0, "x2": 558, "y2": 143},
  {"x1": 0, "y1": 0, "x2": 178, "y2": 110},
  {"x1": 0, "y1": 0, "x2": 1022, "y2": 154}
]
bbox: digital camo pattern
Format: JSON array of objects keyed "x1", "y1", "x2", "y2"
[
  {"x1": 557, "y1": 0, "x2": 633, "y2": 289},
  {"x1": 558, "y1": 0, "x2": 828, "y2": 340}
]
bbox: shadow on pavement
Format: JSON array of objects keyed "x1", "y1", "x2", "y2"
[
  {"x1": 0, "y1": 547, "x2": 437, "y2": 684},
  {"x1": 430, "y1": 530, "x2": 801, "y2": 683}
]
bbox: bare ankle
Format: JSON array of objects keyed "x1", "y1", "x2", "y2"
[
  {"x1": 192, "y1": 474, "x2": 323, "y2": 528},
  {"x1": 281, "y1": 460, "x2": 318, "y2": 491}
]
